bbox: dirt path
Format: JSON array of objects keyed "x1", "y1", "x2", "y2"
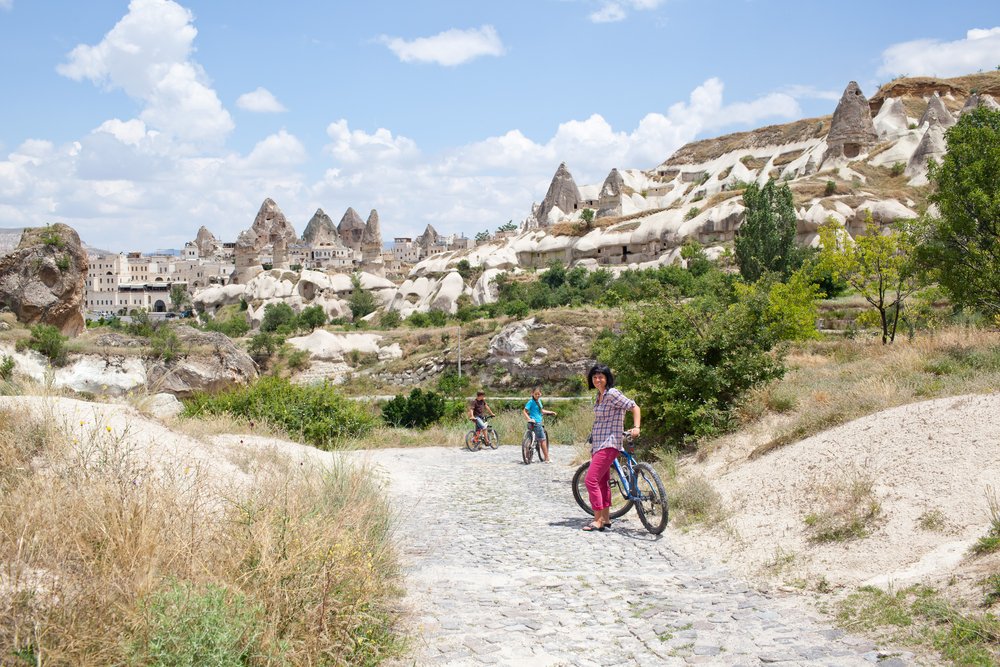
[{"x1": 360, "y1": 445, "x2": 919, "y2": 666}]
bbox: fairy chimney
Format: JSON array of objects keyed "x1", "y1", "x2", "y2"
[
  {"x1": 337, "y1": 207, "x2": 367, "y2": 251},
  {"x1": 919, "y1": 93, "x2": 956, "y2": 128},
  {"x1": 825, "y1": 82, "x2": 878, "y2": 161},
  {"x1": 596, "y1": 168, "x2": 626, "y2": 218},
  {"x1": 302, "y1": 208, "x2": 340, "y2": 245},
  {"x1": 536, "y1": 162, "x2": 582, "y2": 226}
]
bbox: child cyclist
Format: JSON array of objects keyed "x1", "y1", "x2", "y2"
[
  {"x1": 467, "y1": 390, "x2": 496, "y2": 445},
  {"x1": 523, "y1": 386, "x2": 557, "y2": 462}
]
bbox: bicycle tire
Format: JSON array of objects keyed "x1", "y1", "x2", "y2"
[
  {"x1": 633, "y1": 462, "x2": 669, "y2": 535},
  {"x1": 571, "y1": 461, "x2": 634, "y2": 519},
  {"x1": 521, "y1": 431, "x2": 534, "y2": 464},
  {"x1": 487, "y1": 428, "x2": 500, "y2": 449},
  {"x1": 465, "y1": 430, "x2": 482, "y2": 452}
]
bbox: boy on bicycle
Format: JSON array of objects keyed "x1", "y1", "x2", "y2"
[
  {"x1": 523, "y1": 386, "x2": 557, "y2": 462},
  {"x1": 468, "y1": 391, "x2": 496, "y2": 444}
]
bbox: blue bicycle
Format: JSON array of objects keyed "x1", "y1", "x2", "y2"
[{"x1": 571, "y1": 434, "x2": 669, "y2": 535}]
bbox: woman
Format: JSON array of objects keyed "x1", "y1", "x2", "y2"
[
  {"x1": 522, "y1": 386, "x2": 557, "y2": 462},
  {"x1": 583, "y1": 363, "x2": 640, "y2": 532}
]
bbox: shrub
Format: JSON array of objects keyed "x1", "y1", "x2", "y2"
[
  {"x1": 23, "y1": 324, "x2": 68, "y2": 364},
  {"x1": 149, "y1": 325, "x2": 182, "y2": 364},
  {"x1": 684, "y1": 207, "x2": 701, "y2": 221},
  {"x1": 437, "y1": 371, "x2": 471, "y2": 398},
  {"x1": 246, "y1": 332, "x2": 284, "y2": 363},
  {"x1": 130, "y1": 581, "x2": 264, "y2": 665},
  {"x1": 260, "y1": 302, "x2": 297, "y2": 333},
  {"x1": 298, "y1": 304, "x2": 327, "y2": 331},
  {"x1": 0, "y1": 355, "x2": 14, "y2": 380},
  {"x1": 41, "y1": 229, "x2": 64, "y2": 248},
  {"x1": 889, "y1": 161, "x2": 906, "y2": 177},
  {"x1": 825, "y1": 180, "x2": 837, "y2": 196},
  {"x1": 55, "y1": 255, "x2": 70, "y2": 271},
  {"x1": 406, "y1": 312, "x2": 430, "y2": 328},
  {"x1": 286, "y1": 348, "x2": 310, "y2": 371},
  {"x1": 349, "y1": 275, "x2": 378, "y2": 321},
  {"x1": 203, "y1": 312, "x2": 250, "y2": 338},
  {"x1": 427, "y1": 309, "x2": 448, "y2": 327},
  {"x1": 183, "y1": 376, "x2": 376, "y2": 448},
  {"x1": 380, "y1": 310, "x2": 401, "y2": 328},
  {"x1": 126, "y1": 310, "x2": 154, "y2": 338},
  {"x1": 970, "y1": 487, "x2": 1000, "y2": 555},
  {"x1": 381, "y1": 388, "x2": 447, "y2": 429}
]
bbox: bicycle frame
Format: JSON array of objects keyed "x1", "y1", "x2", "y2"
[{"x1": 609, "y1": 449, "x2": 640, "y2": 501}]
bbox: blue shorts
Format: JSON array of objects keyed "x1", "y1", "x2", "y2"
[{"x1": 531, "y1": 422, "x2": 546, "y2": 441}]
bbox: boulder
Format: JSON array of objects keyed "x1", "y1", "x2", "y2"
[
  {"x1": 145, "y1": 326, "x2": 258, "y2": 397},
  {"x1": 285, "y1": 329, "x2": 385, "y2": 361},
  {"x1": 0, "y1": 224, "x2": 87, "y2": 336},
  {"x1": 53, "y1": 355, "x2": 147, "y2": 396},
  {"x1": 192, "y1": 284, "x2": 246, "y2": 314},
  {"x1": 489, "y1": 318, "x2": 536, "y2": 357},
  {"x1": 142, "y1": 392, "x2": 185, "y2": 419}
]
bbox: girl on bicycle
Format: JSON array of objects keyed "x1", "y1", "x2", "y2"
[
  {"x1": 583, "y1": 363, "x2": 640, "y2": 532},
  {"x1": 523, "y1": 386, "x2": 557, "y2": 462}
]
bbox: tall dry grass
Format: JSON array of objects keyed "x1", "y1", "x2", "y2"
[
  {"x1": 740, "y1": 327, "x2": 1000, "y2": 459},
  {"x1": 0, "y1": 406, "x2": 402, "y2": 664}
]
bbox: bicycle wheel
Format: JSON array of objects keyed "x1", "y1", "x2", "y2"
[
  {"x1": 571, "y1": 461, "x2": 634, "y2": 519},
  {"x1": 521, "y1": 431, "x2": 535, "y2": 464},
  {"x1": 465, "y1": 430, "x2": 481, "y2": 452},
  {"x1": 633, "y1": 462, "x2": 669, "y2": 534},
  {"x1": 487, "y1": 428, "x2": 499, "y2": 449}
]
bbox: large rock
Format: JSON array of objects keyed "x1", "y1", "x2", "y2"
[
  {"x1": 919, "y1": 93, "x2": 956, "y2": 128},
  {"x1": 145, "y1": 326, "x2": 258, "y2": 397},
  {"x1": 906, "y1": 110, "x2": 948, "y2": 185},
  {"x1": 0, "y1": 224, "x2": 87, "y2": 336},
  {"x1": 248, "y1": 198, "x2": 298, "y2": 246},
  {"x1": 301, "y1": 209, "x2": 340, "y2": 245},
  {"x1": 337, "y1": 207, "x2": 367, "y2": 250},
  {"x1": 194, "y1": 226, "x2": 221, "y2": 257},
  {"x1": 536, "y1": 162, "x2": 582, "y2": 226},
  {"x1": 825, "y1": 81, "x2": 877, "y2": 162},
  {"x1": 873, "y1": 98, "x2": 910, "y2": 139},
  {"x1": 192, "y1": 284, "x2": 246, "y2": 314}
]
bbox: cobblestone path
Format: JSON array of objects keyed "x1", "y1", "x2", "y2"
[{"x1": 363, "y1": 446, "x2": 917, "y2": 666}]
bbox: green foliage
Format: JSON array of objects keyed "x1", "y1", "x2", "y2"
[
  {"x1": 598, "y1": 293, "x2": 785, "y2": 445},
  {"x1": 169, "y1": 284, "x2": 189, "y2": 312},
  {"x1": 496, "y1": 220, "x2": 518, "y2": 233},
  {"x1": 41, "y1": 228, "x2": 64, "y2": 248},
  {"x1": 427, "y1": 309, "x2": 448, "y2": 327},
  {"x1": 437, "y1": 370, "x2": 471, "y2": 397},
  {"x1": 298, "y1": 304, "x2": 327, "y2": 331},
  {"x1": 127, "y1": 309, "x2": 154, "y2": 337},
  {"x1": 202, "y1": 311, "x2": 250, "y2": 338},
  {"x1": 381, "y1": 388, "x2": 447, "y2": 429},
  {"x1": 260, "y1": 302, "x2": 297, "y2": 333},
  {"x1": 579, "y1": 208, "x2": 595, "y2": 228},
  {"x1": 735, "y1": 179, "x2": 797, "y2": 282},
  {"x1": 503, "y1": 300, "x2": 530, "y2": 318},
  {"x1": 150, "y1": 325, "x2": 182, "y2": 363},
  {"x1": 818, "y1": 216, "x2": 921, "y2": 344},
  {"x1": 349, "y1": 274, "x2": 378, "y2": 321},
  {"x1": 916, "y1": 106, "x2": 1000, "y2": 317},
  {"x1": 746, "y1": 269, "x2": 821, "y2": 341},
  {"x1": 474, "y1": 230, "x2": 490, "y2": 244},
  {"x1": 285, "y1": 348, "x2": 310, "y2": 371},
  {"x1": 541, "y1": 261, "x2": 567, "y2": 288},
  {"x1": 380, "y1": 310, "x2": 401, "y2": 328},
  {"x1": 456, "y1": 259, "x2": 472, "y2": 281},
  {"x1": 246, "y1": 332, "x2": 284, "y2": 362},
  {"x1": 679, "y1": 240, "x2": 712, "y2": 277},
  {"x1": 406, "y1": 312, "x2": 430, "y2": 328},
  {"x1": 684, "y1": 207, "x2": 700, "y2": 221},
  {"x1": 183, "y1": 376, "x2": 376, "y2": 448},
  {"x1": 0, "y1": 355, "x2": 14, "y2": 380},
  {"x1": 130, "y1": 581, "x2": 264, "y2": 666},
  {"x1": 889, "y1": 161, "x2": 906, "y2": 177},
  {"x1": 824, "y1": 180, "x2": 837, "y2": 196},
  {"x1": 55, "y1": 255, "x2": 70, "y2": 271},
  {"x1": 23, "y1": 324, "x2": 67, "y2": 364}
]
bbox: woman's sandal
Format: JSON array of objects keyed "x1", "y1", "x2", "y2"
[{"x1": 581, "y1": 522, "x2": 606, "y2": 532}]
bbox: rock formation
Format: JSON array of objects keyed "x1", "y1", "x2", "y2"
[
  {"x1": 417, "y1": 224, "x2": 439, "y2": 253},
  {"x1": 596, "y1": 168, "x2": 625, "y2": 218},
  {"x1": 873, "y1": 98, "x2": 910, "y2": 139},
  {"x1": 248, "y1": 198, "x2": 297, "y2": 246},
  {"x1": 919, "y1": 93, "x2": 955, "y2": 128},
  {"x1": 337, "y1": 207, "x2": 367, "y2": 250},
  {"x1": 362, "y1": 209, "x2": 383, "y2": 263},
  {"x1": 906, "y1": 110, "x2": 947, "y2": 184},
  {"x1": 194, "y1": 226, "x2": 220, "y2": 257},
  {"x1": 302, "y1": 209, "x2": 340, "y2": 245},
  {"x1": 145, "y1": 326, "x2": 258, "y2": 397},
  {"x1": 535, "y1": 162, "x2": 582, "y2": 226},
  {"x1": 825, "y1": 81, "x2": 878, "y2": 161},
  {"x1": 0, "y1": 224, "x2": 87, "y2": 336},
  {"x1": 961, "y1": 93, "x2": 1000, "y2": 114}
]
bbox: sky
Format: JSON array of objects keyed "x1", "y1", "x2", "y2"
[{"x1": 0, "y1": 1, "x2": 998, "y2": 252}]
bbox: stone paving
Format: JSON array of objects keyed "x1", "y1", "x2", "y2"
[{"x1": 362, "y1": 445, "x2": 919, "y2": 667}]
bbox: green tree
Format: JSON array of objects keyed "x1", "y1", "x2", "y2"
[
  {"x1": 735, "y1": 179, "x2": 797, "y2": 282},
  {"x1": 915, "y1": 106, "x2": 1000, "y2": 316},
  {"x1": 580, "y1": 208, "x2": 595, "y2": 230},
  {"x1": 247, "y1": 331, "x2": 283, "y2": 363},
  {"x1": 474, "y1": 230, "x2": 491, "y2": 244},
  {"x1": 260, "y1": 302, "x2": 297, "y2": 333},
  {"x1": 496, "y1": 220, "x2": 518, "y2": 234},
  {"x1": 169, "y1": 283, "x2": 190, "y2": 312},
  {"x1": 456, "y1": 259, "x2": 472, "y2": 282},
  {"x1": 299, "y1": 304, "x2": 327, "y2": 331},
  {"x1": 818, "y1": 216, "x2": 920, "y2": 344},
  {"x1": 541, "y1": 261, "x2": 567, "y2": 288},
  {"x1": 381, "y1": 388, "x2": 447, "y2": 429},
  {"x1": 349, "y1": 274, "x2": 378, "y2": 321}
]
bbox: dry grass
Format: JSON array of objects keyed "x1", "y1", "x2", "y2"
[
  {"x1": 803, "y1": 463, "x2": 882, "y2": 542},
  {"x1": 664, "y1": 116, "x2": 830, "y2": 166},
  {"x1": 0, "y1": 407, "x2": 402, "y2": 664},
  {"x1": 747, "y1": 326, "x2": 1000, "y2": 459}
]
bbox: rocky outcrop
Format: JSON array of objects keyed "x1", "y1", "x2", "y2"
[
  {"x1": 919, "y1": 93, "x2": 956, "y2": 128},
  {"x1": 873, "y1": 98, "x2": 910, "y2": 139},
  {"x1": 535, "y1": 163, "x2": 582, "y2": 226},
  {"x1": 0, "y1": 224, "x2": 87, "y2": 336},
  {"x1": 417, "y1": 224, "x2": 439, "y2": 252},
  {"x1": 145, "y1": 326, "x2": 258, "y2": 397},
  {"x1": 906, "y1": 110, "x2": 947, "y2": 184},
  {"x1": 194, "y1": 226, "x2": 220, "y2": 257},
  {"x1": 362, "y1": 209, "x2": 383, "y2": 263},
  {"x1": 961, "y1": 93, "x2": 1000, "y2": 114},
  {"x1": 596, "y1": 168, "x2": 625, "y2": 218},
  {"x1": 825, "y1": 81, "x2": 878, "y2": 162},
  {"x1": 249, "y1": 198, "x2": 297, "y2": 246},
  {"x1": 302, "y1": 209, "x2": 340, "y2": 245},
  {"x1": 337, "y1": 208, "x2": 367, "y2": 249}
]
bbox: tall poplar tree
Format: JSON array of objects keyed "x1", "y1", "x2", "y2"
[{"x1": 735, "y1": 180, "x2": 797, "y2": 282}]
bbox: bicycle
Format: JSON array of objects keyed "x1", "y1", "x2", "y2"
[
  {"x1": 465, "y1": 415, "x2": 499, "y2": 451},
  {"x1": 521, "y1": 420, "x2": 549, "y2": 464},
  {"x1": 571, "y1": 433, "x2": 669, "y2": 534}
]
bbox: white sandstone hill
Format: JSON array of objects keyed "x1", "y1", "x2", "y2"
[{"x1": 193, "y1": 72, "x2": 1000, "y2": 321}]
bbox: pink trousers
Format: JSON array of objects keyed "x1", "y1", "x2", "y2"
[{"x1": 585, "y1": 447, "x2": 619, "y2": 512}]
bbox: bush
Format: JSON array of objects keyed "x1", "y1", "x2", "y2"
[
  {"x1": 0, "y1": 355, "x2": 14, "y2": 380},
  {"x1": 427, "y1": 309, "x2": 448, "y2": 327},
  {"x1": 890, "y1": 161, "x2": 906, "y2": 177},
  {"x1": 380, "y1": 310, "x2": 401, "y2": 329},
  {"x1": 684, "y1": 207, "x2": 700, "y2": 221},
  {"x1": 246, "y1": 332, "x2": 284, "y2": 363},
  {"x1": 22, "y1": 324, "x2": 68, "y2": 365},
  {"x1": 381, "y1": 388, "x2": 447, "y2": 429},
  {"x1": 299, "y1": 304, "x2": 327, "y2": 331},
  {"x1": 130, "y1": 581, "x2": 264, "y2": 665},
  {"x1": 127, "y1": 310, "x2": 154, "y2": 338},
  {"x1": 825, "y1": 180, "x2": 837, "y2": 196},
  {"x1": 286, "y1": 348, "x2": 310, "y2": 371},
  {"x1": 260, "y1": 302, "x2": 297, "y2": 333},
  {"x1": 406, "y1": 312, "x2": 430, "y2": 328},
  {"x1": 149, "y1": 325, "x2": 182, "y2": 364},
  {"x1": 203, "y1": 312, "x2": 250, "y2": 338},
  {"x1": 183, "y1": 376, "x2": 376, "y2": 448}
]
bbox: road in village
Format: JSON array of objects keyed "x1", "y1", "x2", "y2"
[{"x1": 361, "y1": 445, "x2": 917, "y2": 666}]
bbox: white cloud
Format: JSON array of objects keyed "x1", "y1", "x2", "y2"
[
  {"x1": 378, "y1": 25, "x2": 505, "y2": 66},
  {"x1": 590, "y1": 4, "x2": 626, "y2": 23},
  {"x1": 878, "y1": 27, "x2": 1000, "y2": 78},
  {"x1": 324, "y1": 120, "x2": 419, "y2": 164},
  {"x1": 236, "y1": 87, "x2": 287, "y2": 113},
  {"x1": 590, "y1": 0, "x2": 663, "y2": 23},
  {"x1": 57, "y1": 0, "x2": 232, "y2": 144},
  {"x1": 0, "y1": 0, "x2": 13, "y2": 11}
]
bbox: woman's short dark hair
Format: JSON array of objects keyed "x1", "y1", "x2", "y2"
[{"x1": 587, "y1": 364, "x2": 615, "y2": 389}]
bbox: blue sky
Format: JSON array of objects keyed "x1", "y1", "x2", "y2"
[{"x1": 0, "y1": 0, "x2": 998, "y2": 252}]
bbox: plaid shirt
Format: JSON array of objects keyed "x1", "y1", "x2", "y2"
[{"x1": 590, "y1": 387, "x2": 636, "y2": 454}]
